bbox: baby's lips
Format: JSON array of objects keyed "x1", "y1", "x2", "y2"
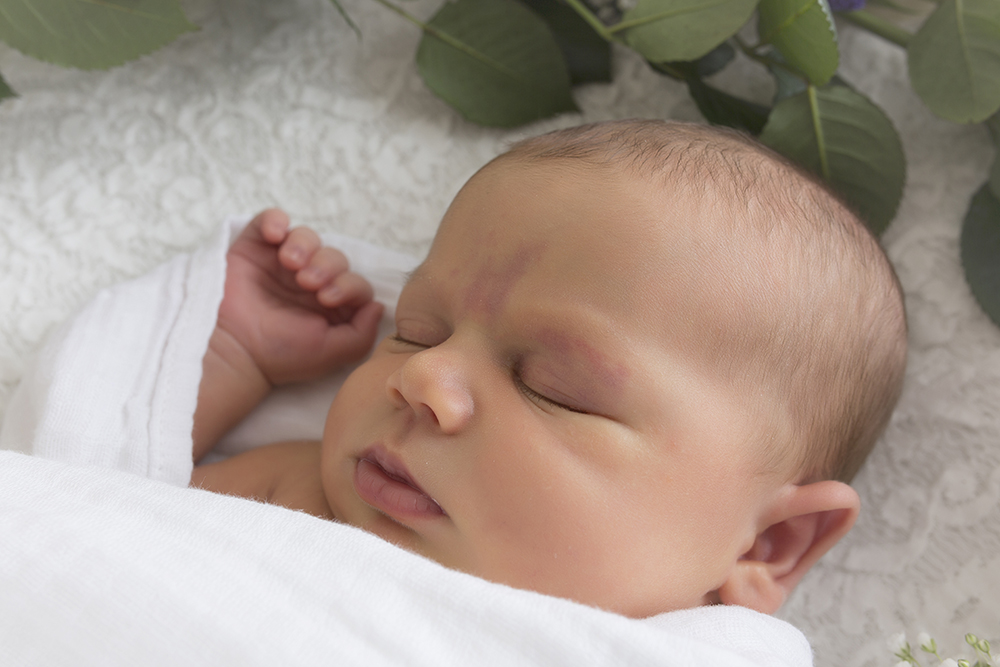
[{"x1": 354, "y1": 448, "x2": 446, "y2": 519}]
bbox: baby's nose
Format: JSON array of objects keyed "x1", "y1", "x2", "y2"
[{"x1": 386, "y1": 352, "x2": 474, "y2": 434}]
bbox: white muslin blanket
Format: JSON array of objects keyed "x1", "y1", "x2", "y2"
[{"x1": 0, "y1": 221, "x2": 813, "y2": 666}]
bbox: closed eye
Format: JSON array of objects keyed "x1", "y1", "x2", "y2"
[
  {"x1": 389, "y1": 333, "x2": 431, "y2": 349},
  {"x1": 514, "y1": 374, "x2": 589, "y2": 415}
]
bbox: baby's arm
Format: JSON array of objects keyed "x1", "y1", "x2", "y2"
[{"x1": 191, "y1": 209, "x2": 384, "y2": 462}]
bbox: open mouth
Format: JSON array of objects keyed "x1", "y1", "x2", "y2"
[{"x1": 353, "y1": 447, "x2": 446, "y2": 519}]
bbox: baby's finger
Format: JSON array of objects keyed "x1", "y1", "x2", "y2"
[
  {"x1": 254, "y1": 208, "x2": 291, "y2": 245},
  {"x1": 317, "y1": 271, "x2": 375, "y2": 309},
  {"x1": 237, "y1": 208, "x2": 290, "y2": 247},
  {"x1": 321, "y1": 301, "x2": 385, "y2": 366},
  {"x1": 278, "y1": 226, "x2": 322, "y2": 271},
  {"x1": 296, "y1": 246, "x2": 350, "y2": 291}
]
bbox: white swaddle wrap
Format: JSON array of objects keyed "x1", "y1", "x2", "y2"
[{"x1": 0, "y1": 221, "x2": 812, "y2": 666}]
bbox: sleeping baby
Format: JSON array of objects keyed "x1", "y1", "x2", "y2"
[{"x1": 190, "y1": 119, "x2": 907, "y2": 619}]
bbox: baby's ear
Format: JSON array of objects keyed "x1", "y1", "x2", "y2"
[{"x1": 716, "y1": 481, "x2": 860, "y2": 614}]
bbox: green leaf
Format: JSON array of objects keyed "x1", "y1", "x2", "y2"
[
  {"x1": 758, "y1": 0, "x2": 839, "y2": 85},
  {"x1": 695, "y1": 41, "x2": 736, "y2": 78},
  {"x1": 759, "y1": 84, "x2": 906, "y2": 234},
  {"x1": 686, "y1": 76, "x2": 770, "y2": 134},
  {"x1": 650, "y1": 52, "x2": 768, "y2": 133},
  {"x1": 617, "y1": 0, "x2": 758, "y2": 63},
  {"x1": 0, "y1": 70, "x2": 15, "y2": 101},
  {"x1": 648, "y1": 42, "x2": 735, "y2": 81},
  {"x1": 520, "y1": 0, "x2": 612, "y2": 84},
  {"x1": 0, "y1": 0, "x2": 196, "y2": 71},
  {"x1": 416, "y1": 0, "x2": 577, "y2": 127},
  {"x1": 961, "y1": 184, "x2": 1000, "y2": 327},
  {"x1": 908, "y1": 0, "x2": 1000, "y2": 123}
]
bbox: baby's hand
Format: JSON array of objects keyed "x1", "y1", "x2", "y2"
[{"x1": 217, "y1": 209, "x2": 384, "y2": 386}]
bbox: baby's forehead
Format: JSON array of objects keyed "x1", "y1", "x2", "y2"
[{"x1": 433, "y1": 155, "x2": 789, "y2": 302}]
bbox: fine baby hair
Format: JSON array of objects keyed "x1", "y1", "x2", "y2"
[
  {"x1": 191, "y1": 117, "x2": 908, "y2": 619},
  {"x1": 502, "y1": 119, "x2": 908, "y2": 484}
]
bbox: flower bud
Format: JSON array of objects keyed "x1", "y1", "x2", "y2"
[
  {"x1": 888, "y1": 632, "x2": 909, "y2": 654},
  {"x1": 966, "y1": 634, "x2": 979, "y2": 647}
]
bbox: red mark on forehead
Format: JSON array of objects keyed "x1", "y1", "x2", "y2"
[
  {"x1": 536, "y1": 328, "x2": 630, "y2": 391},
  {"x1": 463, "y1": 243, "x2": 544, "y2": 319}
]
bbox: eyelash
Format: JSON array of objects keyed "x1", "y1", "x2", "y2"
[
  {"x1": 390, "y1": 332, "x2": 587, "y2": 415},
  {"x1": 514, "y1": 371, "x2": 588, "y2": 415},
  {"x1": 389, "y1": 333, "x2": 429, "y2": 348}
]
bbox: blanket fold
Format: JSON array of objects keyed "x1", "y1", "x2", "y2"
[{"x1": 0, "y1": 222, "x2": 813, "y2": 666}]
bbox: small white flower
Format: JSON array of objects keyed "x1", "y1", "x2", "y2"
[
  {"x1": 941, "y1": 659, "x2": 959, "y2": 667},
  {"x1": 895, "y1": 661, "x2": 911, "y2": 667},
  {"x1": 918, "y1": 632, "x2": 932, "y2": 648},
  {"x1": 888, "y1": 632, "x2": 909, "y2": 653}
]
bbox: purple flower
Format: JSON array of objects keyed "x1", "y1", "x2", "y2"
[{"x1": 828, "y1": 0, "x2": 866, "y2": 11}]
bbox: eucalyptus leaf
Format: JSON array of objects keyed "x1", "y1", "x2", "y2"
[
  {"x1": 759, "y1": 84, "x2": 906, "y2": 234},
  {"x1": 696, "y1": 42, "x2": 736, "y2": 78},
  {"x1": 617, "y1": 0, "x2": 758, "y2": 63},
  {"x1": 960, "y1": 184, "x2": 1000, "y2": 326},
  {"x1": 416, "y1": 0, "x2": 576, "y2": 127},
  {"x1": 0, "y1": 70, "x2": 14, "y2": 101},
  {"x1": 908, "y1": 0, "x2": 1000, "y2": 123},
  {"x1": 0, "y1": 0, "x2": 196, "y2": 71},
  {"x1": 686, "y1": 76, "x2": 770, "y2": 134},
  {"x1": 758, "y1": 0, "x2": 838, "y2": 85},
  {"x1": 650, "y1": 43, "x2": 736, "y2": 82},
  {"x1": 651, "y1": 55, "x2": 769, "y2": 133},
  {"x1": 520, "y1": 0, "x2": 612, "y2": 84}
]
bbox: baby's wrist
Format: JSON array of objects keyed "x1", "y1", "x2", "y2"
[
  {"x1": 192, "y1": 326, "x2": 273, "y2": 462},
  {"x1": 206, "y1": 326, "x2": 273, "y2": 394}
]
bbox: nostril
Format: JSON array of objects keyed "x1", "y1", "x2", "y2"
[
  {"x1": 386, "y1": 374, "x2": 409, "y2": 409},
  {"x1": 386, "y1": 352, "x2": 474, "y2": 434},
  {"x1": 417, "y1": 403, "x2": 439, "y2": 426}
]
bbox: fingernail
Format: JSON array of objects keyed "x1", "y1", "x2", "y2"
[{"x1": 286, "y1": 247, "x2": 304, "y2": 264}]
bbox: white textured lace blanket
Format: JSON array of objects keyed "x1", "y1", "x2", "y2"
[
  {"x1": 0, "y1": 223, "x2": 812, "y2": 667},
  {"x1": 0, "y1": 0, "x2": 998, "y2": 663}
]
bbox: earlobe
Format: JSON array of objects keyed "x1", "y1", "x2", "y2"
[{"x1": 716, "y1": 481, "x2": 860, "y2": 614}]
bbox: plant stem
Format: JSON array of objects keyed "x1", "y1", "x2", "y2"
[
  {"x1": 366, "y1": 0, "x2": 428, "y2": 30},
  {"x1": 840, "y1": 9, "x2": 913, "y2": 48},
  {"x1": 562, "y1": 0, "x2": 616, "y2": 42},
  {"x1": 807, "y1": 85, "x2": 832, "y2": 181}
]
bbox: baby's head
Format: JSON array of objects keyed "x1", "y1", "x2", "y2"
[{"x1": 321, "y1": 119, "x2": 907, "y2": 618}]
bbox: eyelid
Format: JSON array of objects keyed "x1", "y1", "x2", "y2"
[
  {"x1": 514, "y1": 373, "x2": 590, "y2": 415},
  {"x1": 391, "y1": 315, "x2": 448, "y2": 349},
  {"x1": 389, "y1": 333, "x2": 430, "y2": 348}
]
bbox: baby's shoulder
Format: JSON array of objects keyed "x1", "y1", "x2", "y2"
[{"x1": 192, "y1": 440, "x2": 331, "y2": 519}]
